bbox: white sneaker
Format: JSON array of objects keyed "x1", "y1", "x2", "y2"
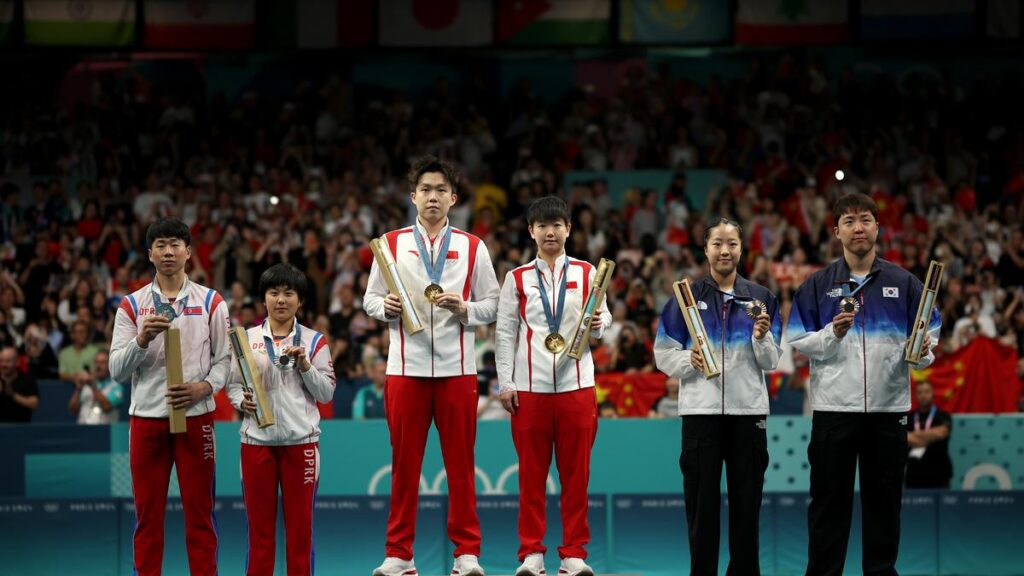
[
  {"x1": 452, "y1": 554, "x2": 486, "y2": 576},
  {"x1": 558, "y1": 557, "x2": 594, "y2": 576},
  {"x1": 372, "y1": 556, "x2": 417, "y2": 576},
  {"x1": 515, "y1": 552, "x2": 546, "y2": 576}
]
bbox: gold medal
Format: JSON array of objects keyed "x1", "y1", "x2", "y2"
[
  {"x1": 744, "y1": 299, "x2": 766, "y2": 320},
  {"x1": 424, "y1": 283, "x2": 443, "y2": 304},
  {"x1": 544, "y1": 333, "x2": 566, "y2": 354},
  {"x1": 840, "y1": 296, "x2": 860, "y2": 315}
]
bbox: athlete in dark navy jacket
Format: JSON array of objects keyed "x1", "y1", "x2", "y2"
[{"x1": 787, "y1": 193, "x2": 940, "y2": 576}]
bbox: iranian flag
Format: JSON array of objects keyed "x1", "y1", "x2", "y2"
[
  {"x1": 379, "y1": 0, "x2": 492, "y2": 47},
  {"x1": 24, "y1": 0, "x2": 136, "y2": 46},
  {"x1": 0, "y1": 1, "x2": 12, "y2": 45},
  {"x1": 144, "y1": 0, "x2": 255, "y2": 50},
  {"x1": 498, "y1": 0, "x2": 611, "y2": 45},
  {"x1": 736, "y1": 0, "x2": 849, "y2": 45}
]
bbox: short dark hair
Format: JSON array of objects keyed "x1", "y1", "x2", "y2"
[
  {"x1": 146, "y1": 218, "x2": 191, "y2": 247},
  {"x1": 258, "y1": 263, "x2": 308, "y2": 302},
  {"x1": 833, "y1": 193, "x2": 878, "y2": 226},
  {"x1": 704, "y1": 217, "x2": 743, "y2": 244},
  {"x1": 527, "y1": 196, "x2": 571, "y2": 226},
  {"x1": 407, "y1": 155, "x2": 459, "y2": 195}
]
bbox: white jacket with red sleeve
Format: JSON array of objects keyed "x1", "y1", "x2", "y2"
[
  {"x1": 225, "y1": 320, "x2": 336, "y2": 446},
  {"x1": 109, "y1": 278, "x2": 231, "y2": 418},
  {"x1": 495, "y1": 253, "x2": 612, "y2": 394},
  {"x1": 363, "y1": 220, "x2": 500, "y2": 378}
]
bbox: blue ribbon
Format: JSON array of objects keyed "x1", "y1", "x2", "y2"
[
  {"x1": 413, "y1": 224, "x2": 453, "y2": 286},
  {"x1": 535, "y1": 257, "x2": 569, "y2": 336},
  {"x1": 263, "y1": 321, "x2": 302, "y2": 369}
]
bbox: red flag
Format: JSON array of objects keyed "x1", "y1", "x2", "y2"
[
  {"x1": 912, "y1": 337, "x2": 1021, "y2": 413},
  {"x1": 595, "y1": 372, "x2": 667, "y2": 417}
]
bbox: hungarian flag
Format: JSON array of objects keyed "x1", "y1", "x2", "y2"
[
  {"x1": 379, "y1": 0, "x2": 492, "y2": 47},
  {"x1": 912, "y1": 337, "x2": 1021, "y2": 414},
  {"x1": 860, "y1": 0, "x2": 975, "y2": 40},
  {"x1": 24, "y1": 0, "x2": 136, "y2": 46},
  {"x1": 498, "y1": 0, "x2": 611, "y2": 46},
  {"x1": 262, "y1": 0, "x2": 373, "y2": 48},
  {"x1": 595, "y1": 372, "x2": 668, "y2": 417},
  {"x1": 0, "y1": 0, "x2": 12, "y2": 45},
  {"x1": 143, "y1": 0, "x2": 255, "y2": 50},
  {"x1": 736, "y1": 0, "x2": 849, "y2": 45}
]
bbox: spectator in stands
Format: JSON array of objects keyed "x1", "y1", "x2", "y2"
[
  {"x1": 58, "y1": 319, "x2": 101, "y2": 382},
  {"x1": 648, "y1": 377, "x2": 679, "y2": 419},
  {"x1": 352, "y1": 358, "x2": 386, "y2": 420},
  {"x1": 905, "y1": 381, "x2": 953, "y2": 489},
  {"x1": 598, "y1": 401, "x2": 618, "y2": 418},
  {"x1": 0, "y1": 345, "x2": 38, "y2": 422},
  {"x1": 23, "y1": 323, "x2": 58, "y2": 380},
  {"x1": 68, "y1": 349, "x2": 124, "y2": 425}
]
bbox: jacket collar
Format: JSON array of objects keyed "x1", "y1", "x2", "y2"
[
  {"x1": 700, "y1": 273, "x2": 757, "y2": 301},
  {"x1": 832, "y1": 254, "x2": 886, "y2": 286}
]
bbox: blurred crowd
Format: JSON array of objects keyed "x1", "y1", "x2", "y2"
[{"x1": 1, "y1": 50, "x2": 1022, "y2": 421}]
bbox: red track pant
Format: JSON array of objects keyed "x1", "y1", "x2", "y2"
[
  {"x1": 129, "y1": 413, "x2": 218, "y2": 576},
  {"x1": 241, "y1": 443, "x2": 320, "y2": 576},
  {"x1": 511, "y1": 388, "x2": 598, "y2": 561},
  {"x1": 384, "y1": 374, "x2": 481, "y2": 560}
]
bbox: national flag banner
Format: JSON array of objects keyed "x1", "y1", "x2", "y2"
[
  {"x1": 912, "y1": 337, "x2": 1021, "y2": 414},
  {"x1": 620, "y1": 0, "x2": 729, "y2": 45},
  {"x1": 144, "y1": 0, "x2": 255, "y2": 50},
  {"x1": 498, "y1": 0, "x2": 611, "y2": 46},
  {"x1": 0, "y1": 0, "x2": 13, "y2": 45},
  {"x1": 736, "y1": 0, "x2": 848, "y2": 45},
  {"x1": 987, "y1": 0, "x2": 1022, "y2": 39},
  {"x1": 262, "y1": 0, "x2": 373, "y2": 49},
  {"x1": 595, "y1": 372, "x2": 668, "y2": 417},
  {"x1": 379, "y1": 0, "x2": 492, "y2": 47},
  {"x1": 860, "y1": 0, "x2": 975, "y2": 40},
  {"x1": 24, "y1": 0, "x2": 136, "y2": 46}
]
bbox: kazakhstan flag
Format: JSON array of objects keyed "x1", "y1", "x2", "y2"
[{"x1": 620, "y1": 0, "x2": 730, "y2": 44}]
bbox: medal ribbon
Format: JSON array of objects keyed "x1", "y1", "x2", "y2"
[
  {"x1": 535, "y1": 257, "x2": 569, "y2": 338},
  {"x1": 413, "y1": 224, "x2": 453, "y2": 287},
  {"x1": 151, "y1": 278, "x2": 189, "y2": 320},
  {"x1": 263, "y1": 320, "x2": 302, "y2": 368}
]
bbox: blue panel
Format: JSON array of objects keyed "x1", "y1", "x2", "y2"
[
  {"x1": 938, "y1": 491, "x2": 1024, "y2": 575},
  {"x1": 0, "y1": 423, "x2": 110, "y2": 497},
  {"x1": 0, "y1": 499, "x2": 120, "y2": 576}
]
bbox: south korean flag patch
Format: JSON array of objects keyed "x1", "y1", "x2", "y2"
[{"x1": 883, "y1": 287, "x2": 899, "y2": 298}]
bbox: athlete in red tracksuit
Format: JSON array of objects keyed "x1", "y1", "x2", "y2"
[
  {"x1": 109, "y1": 218, "x2": 231, "y2": 576},
  {"x1": 364, "y1": 156, "x2": 500, "y2": 576},
  {"x1": 227, "y1": 264, "x2": 336, "y2": 576},
  {"x1": 496, "y1": 196, "x2": 611, "y2": 576}
]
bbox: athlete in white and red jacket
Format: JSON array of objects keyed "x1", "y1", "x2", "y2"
[
  {"x1": 226, "y1": 263, "x2": 336, "y2": 576},
  {"x1": 109, "y1": 218, "x2": 230, "y2": 576},
  {"x1": 496, "y1": 196, "x2": 612, "y2": 576},
  {"x1": 364, "y1": 156, "x2": 499, "y2": 576}
]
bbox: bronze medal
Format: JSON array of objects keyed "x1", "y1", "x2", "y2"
[
  {"x1": 424, "y1": 283, "x2": 443, "y2": 304},
  {"x1": 840, "y1": 296, "x2": 860, "y2": 315},
  {"x1": 745, "y1": 299, "x2": 766, "y2": 320},
  {"x1": 544, "y1": 333, "x2": 566, "y2": 354}
]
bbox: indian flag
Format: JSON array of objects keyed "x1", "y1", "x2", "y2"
[
  {"x1": 144, "y1": 0, "x2": 255, "y2": 50},
  {"x1": 736, "y1": 0, "x2": 849, "y2": 45},
  {"x1": 24, "y1": 0, "x2": 136, "y2": 46},
  {"x1": 498, "y1": 0, "x2": 611, "y2": 46}
]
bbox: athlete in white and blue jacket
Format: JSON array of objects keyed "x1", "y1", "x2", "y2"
[
  {"x1": 654, "y1": 218, "x2": 781, "y2": 576},
  {"x1": 787, "y1": 192, "x2": 940, "y2": 576}
]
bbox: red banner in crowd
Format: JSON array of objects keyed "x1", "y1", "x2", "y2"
[
  {"x1": 770, "y1": 262, "x2": 821, "y2": 288},
  {"x1": 912, "y1": 337, "x2": 1021, "y2": 413},
  {"x1": 595, "y1": 372, "x2": 668, "y2": 417}
]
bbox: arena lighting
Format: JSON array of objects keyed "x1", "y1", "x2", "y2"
[
  {"x1": 269, "y1": 195, "x2": 280, "y2": 206},
  {"x1": 835, "y1": 169, "x2": 845, "y2": 181}
]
